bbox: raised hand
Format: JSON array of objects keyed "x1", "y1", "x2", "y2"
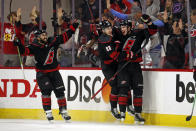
[
  {"x1": 106, "y1": 0, "x2": 111, "y2": 9},
  {"x1": 179, "y1": 19, "x2": 183, "y2": 30},
  {"x1": 141, "y1": 14, "x2": 151, "y2": 24},
  {"x1": 57, "y1": 8, "x2": 63, "y2": 25},
  {"x1": 172, "y1": 21, "x2": 177, "y2": 31},
  {"x1": 16, "y1": 8, "x2": 22, "y2": 22},
  {"x1": 57, "y1": 8, "x2": 63, "y2": 18},
  {"x1": 32, "y1": 6, "x2": 37, "y2": 17}
]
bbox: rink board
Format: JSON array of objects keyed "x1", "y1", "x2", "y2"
[{"x1": 0, "y1": 68, "x2": 196, "y2": 128}]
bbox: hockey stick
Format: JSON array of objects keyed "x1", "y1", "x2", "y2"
[
  {"x1": 186, "y1": 92, "x2": 196, "y2": 121},
  {"x1": 10, "y1": 0, "x2": 26, "y2": 80},
  {"x1": 91, "y1": 30, "x2": 150, "y2": 100},
  {"x1": 91, "y1": 58, "x2": 130, "y2": 100},
  {"x1": 12, "y1": 23, "x2": 26, "y2": 80},
  {"x1": 16, "y1": 46, "x2": 26, "y2": 80},
  {"x1": 52, "y1": 0, "x2": 57, "y2": 36}
]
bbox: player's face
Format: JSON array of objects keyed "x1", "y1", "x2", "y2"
[
  {"x1": 39, "y1": 33, "x2": 48, "y2": 43},
  {"x1": 103, "y1": 26, "x2": 112, "y2": 36},
  {"x1": 121, "y1": 25, "x2": 128, "y2": 36}
]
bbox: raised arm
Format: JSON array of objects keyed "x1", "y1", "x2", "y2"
[{"x1": 54, "y1": 22, "x2": 79, "y2": 45}]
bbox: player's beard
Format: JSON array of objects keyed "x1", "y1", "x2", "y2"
[{"x1": 40, "y1": 38, "x2": 47, "y2": 45}]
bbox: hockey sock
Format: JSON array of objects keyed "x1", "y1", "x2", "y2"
[
  {"x1": 41, "y1": 95, "x2": 51, "y2": 111},
  {"x1": 118, "y1": 96, "x2": 128, "y2": 113},
  {"x1": 110, "y1": 94, "x2": 118, "y2": 109},
  {"x1": 133, "y1": 96, "x2": 142, "y2": 113},
  {"x1": 57, "y1": 97, "x2": 67, "y2": 112}
]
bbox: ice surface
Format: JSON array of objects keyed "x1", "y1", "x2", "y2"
[{"x1": 0, "y1": 119, "x2": 195, "y2": 131}]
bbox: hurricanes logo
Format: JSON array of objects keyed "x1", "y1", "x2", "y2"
[
  {"x1": 29, "y1": 32, "x2": 35, "y2": 44},
  {"x1": 101, "y1": 78, "x2": 112, "y2": 104},
  {"x1": 191, "y1": 29, "x2": 196, "y2": 37}
]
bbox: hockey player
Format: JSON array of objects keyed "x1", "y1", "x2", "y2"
[
  {"x1": 96, "y1": 20, "x2": 135, "y2": 120},
  {"x1": 15, "y1": 6, "x2": 47, "y2": 67},
  {"x1": 120, "y1": 19, "x2": 135, "y2": 117},
  {"x1": 98, "y1": 20, "x2": 121, "y2": 120},
  {"x1": 13, "y1": 23, "x2": 79, "y2": 122},
  {"x1": 117, "y1": 15, "x2": 157, "y2": 124}
]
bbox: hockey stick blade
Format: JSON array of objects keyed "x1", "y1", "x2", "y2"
[
  {"x1": 186, "y1": 92, "x2": 196, "y2": 121},
  {"x1": 186, "y1": 115, "x2": 192, "y2": 121}
]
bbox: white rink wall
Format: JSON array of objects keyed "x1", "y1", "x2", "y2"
[
  {"x1": 143, "y1": 70, "x2": 195, "y2": 115},
  {"x1": 0, "y1": 68, "x2": 195, "y2": 128}
]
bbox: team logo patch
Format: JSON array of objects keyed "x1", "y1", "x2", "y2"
[
  {"x1": 191, "y1": 29, "x2": 196, "y2": 37},
  {"x1": 123, "y1": 37, "x2": 136, "y2": 51},
  {"x1": 45, "y1": 82, "x2": 49, "y2": 85}
]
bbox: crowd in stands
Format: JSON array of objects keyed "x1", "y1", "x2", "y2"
[{"x1": 0, "y1": 0, "x2": 196, "y2": 69}]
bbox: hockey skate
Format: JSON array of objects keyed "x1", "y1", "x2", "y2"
[
  {"x1": 127, "y1": 105, "x2": 135, "y2": 116},
  {"x1": 60, "y1": 110, "x2": 71, "y2": 122},
  {"x1": 120, "y1": 112, "x2": 125, "y2": 122},
  {"x1": 111, "y1": 108, "x2": 121, "y2": 120},
  {"x1": 134, "y1": 113, "x2": 145, "y2": 125},
  {"x1": 45, "y1": 110, "x2": 54, "y2": 123}
]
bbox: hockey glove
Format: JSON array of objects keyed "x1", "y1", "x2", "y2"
[
  {"x1": 72, "y1": 22, "x2": 79, "y2": 29},
  {"x1": 141, "y1": 14, "x2": 151, "y2": 24},
  {"x1": 193, "y1": 67, "x2": 196, "y2": 81},
  {"x1": 128, "y1": 51, "x2": 134, "y2": 59},
  {"x1": 35, "y1": 17, "x2": 40, "y2": 24},
  {"x1": 13, "y1": 37, "x2": 21, "y2": 46}
]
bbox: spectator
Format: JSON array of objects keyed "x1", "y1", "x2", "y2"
[
  {"x1": 190, "y1": 9, "x2": 196, "y2": 68},
  {"x1": 144, "y1": 0, "x2": 162, "y2": 68},
  {"x1": 163, "y1": 0, "x2": 173, "y2": 24},
  {"x1": 79, "y1": 0, "x2": 101, "y2": 50},
  {"x1": 107, "y1": 0, "x2": 164, "y2": 27},
  {"x1": 145, "y1": 0, "x2": 160, "y2": 17},
  {"x1": 77, "y1": 0, "x2": 106, "y2": 67},
  {"x1": 0, "y1": 9, "x2": 24, "y2": 67},
  {"x1": 163, "y1": 19, "x2": 188, "y2": 69},
  {"x1": 56, "y1": 8, "x2": 73, "y2": 67},
  {"x1": 110, "y1": 0, "x2": 132, "y2": 14},
  {"x1": 79, "y1": 0, "x2": 102, "y2": 23}
]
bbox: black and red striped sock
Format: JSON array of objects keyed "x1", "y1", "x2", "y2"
[
  {"x1": 57, "y1": 97, "x2": 67, "y2": 112},
  {"x1": 110, "y1": 94, "x2": 118, "y2": 109},
  {"x1": 133, "y1": 96, "x2": 143, "y2": 113},
  {"x1": 41, "y1": 95, "x2": 51, "y2": 111},
  {"x1": 118, "y1": 96, "x2": 128, "y2": 113}
]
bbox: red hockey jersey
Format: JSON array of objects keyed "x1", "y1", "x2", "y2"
[{"x1": 0, "y1": 23, "x2": 24, "y2": 54}]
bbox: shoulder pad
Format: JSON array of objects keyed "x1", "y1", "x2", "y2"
[
  {"x1": 98, "y1": 34, "x2": 112, "y2": 43},
  {"x1": 48, "y1": 37, "x2": 55, "y2": 43}
]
